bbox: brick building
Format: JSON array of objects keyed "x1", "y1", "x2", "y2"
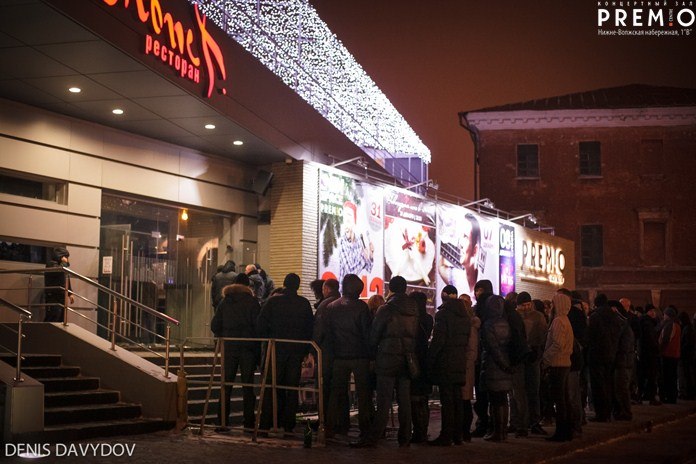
[{"x1": 460, "y1": 84, "x2": 696, "y2": 312}]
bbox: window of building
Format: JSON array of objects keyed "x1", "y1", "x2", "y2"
[
  {"x1": 579, "y1": 141, "x2": 601, "y2": 176},
  {"x1": 516, "y1": 144, "x2": 539, "y2": 178},
  {"x1": 0, "y1": 170, "x2": 67, "y2": 204},
  {"x1": 581, "y1": 225, "x2": 603, "y2": 267},
  {"x1": 638, "y1": 211, "x2": 670, "y2": 266},
  {"x1": 0, "y1": 240, "x2": 48, "y2": 264}
]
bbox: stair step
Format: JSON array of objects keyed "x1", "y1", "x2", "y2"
[
  {"x1": 45, "y1": 403, "x2": 142, "y2": 426},
  {"x1": 19, "y1": 418, "x2": 174, "y2": 443},
  {"x1": 0, "y1": 354, "x2": 62, "y2": 367},
  {"x1": 38, "y1": 377, "x2": 101, "y2": 392},
  {"x1": 23, "y1": 366, "x2": 81, "y2": 378},
  {"x1": 45, "y1": 389, "x2": 121, "y2": 408}
]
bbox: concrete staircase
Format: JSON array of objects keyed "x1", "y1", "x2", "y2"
[{"x1": 1, "y1": 353, "x2": 172, "y2": 441}]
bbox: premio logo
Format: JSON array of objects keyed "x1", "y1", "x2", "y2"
[{"x1": 597, "y1": 1, "x2": 694, "y2": 36}]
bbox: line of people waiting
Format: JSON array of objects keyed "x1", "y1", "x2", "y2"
[{"x1": 210, "y1": 268, "x2": 696, "y2": 446}]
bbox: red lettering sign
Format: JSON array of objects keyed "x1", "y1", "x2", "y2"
[{"x1": 103, "y1": 0, "x2": 226, "y2": 98}]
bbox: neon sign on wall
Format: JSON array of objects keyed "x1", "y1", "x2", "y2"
[{"x1": 103, "y1": 0, "x2": 226, "y2": 98}]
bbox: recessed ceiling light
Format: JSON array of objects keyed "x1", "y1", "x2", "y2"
[
  {"x1": 68, "y1": 87, "x2": 81, "y2": 93},
  {"x1": 233, "y1": 140, "x2": 243, "y2": 146},
  {"x1": 204, "y1": 124, "x2": 216, "y2": 130},
  {"x1": 112, "y1": 108, "x2": 124, "y2": 115}
]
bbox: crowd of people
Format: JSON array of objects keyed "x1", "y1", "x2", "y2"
[{"x1": 209, "y1": 265, "x2": 696, "y2": 447}]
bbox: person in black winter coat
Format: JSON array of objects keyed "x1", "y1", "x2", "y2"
[
  {"x1": 476, "y1": 279, "x2": 512, "y2": 443},
  {"x1": 312, "y1": 278, "x2": 341, "y2": 431},
  {"x1": 427, "y1": 285, "x2": 471, "y2": 446},
  {"x1": 351, "y1": 276, "x2": 418, "y2": 448},
  {"x1": 611, "y1": 301, "x2": 635, "y2": 421},
  {"x1": 678, "y1": 311, "x2": 695, "y2": 399},
  {"x1": 44, "y1": 246, "x2": 73, "y2": 322},
  {"x1": 210, "y1": 273, "x2": 260, "y2": 429},
  {"x1": 409, "y1": 291, "x2": 434, "y2": 443},
  {"x1": 322, "y1": 274, "x2": 374, "y2": 437},
  {"x1": 639, "y1": 305, "x2": 661, "y2": 404},
  {"x1": 586, "y1": 294, "x2": 623, "y2": 422},
  {"x1": 257, "y1": 273, "x2": 314, "y2": 432}
]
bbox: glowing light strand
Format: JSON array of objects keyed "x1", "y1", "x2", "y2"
[{"x1": 189, "y1": 0, "x2": 431, "y2": 164}]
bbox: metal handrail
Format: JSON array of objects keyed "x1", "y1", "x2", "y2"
[
  {"x1": 0, "y1": 296, "x2": 30, "y2": 383},
  {"x1": 0, "y1": 267, "x2": 178, "y2": 378},
  {"x1": 0, "y1": 295, "x2": 32, "y2": 318},
  {"x1": 194, "y1": 337, "x2": 325, "y2": 446},
  {"x1": 1, "y1": 268, "x2": 180, "y2": 326}
]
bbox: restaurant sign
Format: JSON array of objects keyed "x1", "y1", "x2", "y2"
[{"x1": 102, "y1": 0, "x2": 227, "y2": 98}]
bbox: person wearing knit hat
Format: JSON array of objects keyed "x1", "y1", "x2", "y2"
[
  {"x1": 351, "y1": 274, "x2": 417, "y2": 448},
  {"x1": 256, "y1": 272, "x2": 314, "y2": 432},
  {"x1": 511, "y1": 290, "x2": 549, "y2": 437},
  {"x1": 441, "y1": 284, "x2": 458, "y2": 299},
  {"x1": 516, "y1": 291, "x2": 532, "y2": 306},
  {"x1": 44, "y1": 245, "x2": 73, "y2": 322}
]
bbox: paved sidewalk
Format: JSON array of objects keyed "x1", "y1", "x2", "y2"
[{"x1": 4, "y1": 400, "x2": 696, "y2": 463}]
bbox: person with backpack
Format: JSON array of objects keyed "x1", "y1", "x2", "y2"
[{"x1": 475, "y1": 279, "x2": 512, "y2": 443}]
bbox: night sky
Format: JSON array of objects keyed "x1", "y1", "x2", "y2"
[{"x1": 310, "y1": 0, "x2": 696, "y2": 199}]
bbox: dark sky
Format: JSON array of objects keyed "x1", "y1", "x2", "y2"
[{"x1": 311, "y1": 0, "x2": 696, "y2": 198}]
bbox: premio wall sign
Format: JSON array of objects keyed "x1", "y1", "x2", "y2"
[
  {"x1": 102, "y1": 0, "x2": 227, "y2": 98},
  {"x1": 520, "y1": 236, "x2": 567, "y2": 286}
]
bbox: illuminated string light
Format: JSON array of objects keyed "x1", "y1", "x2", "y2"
[{"x1": 189, "y1": 0, "x2": 431, "y2": 165}]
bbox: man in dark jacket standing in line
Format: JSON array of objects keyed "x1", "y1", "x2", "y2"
[
  {"x1": 587, "y1": 293, "x2": 623, "y2": 422},
  {"x1": 611, "y1": 300, "x2": 635, "y2": 421},
  {"x1": 350, "y1": 276, "x2": 418, "y2": 448},
  {"x1": 639, "y1": 304, "x2": 661, "y2": 404},
  {"x1": 257, "y1": 273, "x2": 314, "y2": 433},
  {"x1": 210, "y1": 273, "x2": 260, "y2": 430},
  {"x1": 427, "y1": 284, "x2": 471, "y2": 446},
  {"x1": 322, "y1": 274, "x2": 374, "y2": 438},
  {"x1": 312, "y1": 278, "x2": 341, "y2": 431},
  {"x1": 409, "y1": 291, "x2": 434, "y2": 444},
  {"x1": 476, "y1": 279, "x2": 513, "y2": 443}
]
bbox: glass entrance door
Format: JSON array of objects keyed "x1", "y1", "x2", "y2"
[{"x1": 99, "y1": 195, "x2": 226, "y2": 347}]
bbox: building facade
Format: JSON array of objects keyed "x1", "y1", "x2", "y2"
[{"x1": 461, "y1": 84, "x2": 696, "y2": 311}]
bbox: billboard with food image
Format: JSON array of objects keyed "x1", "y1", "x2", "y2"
[
  {"x1": 383, "y1": 189, "x2": 437, "y2": 308},
  {"x1": 318, "y1": 169, "x2": 384, "y2": 298},
  {"x1": 436, "y1": 203, "x2": 500, "y2": 305}
]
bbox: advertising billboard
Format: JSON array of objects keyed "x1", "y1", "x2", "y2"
[
  {"x1": 436, "y1": 203, "x2": 500, "y2": 304},
  {"x1": 383, "y1": 189, "x2": 437, "y2": 307},
  {"x1": 318, "y1": 169, "x2": 384, "y2": 297}
]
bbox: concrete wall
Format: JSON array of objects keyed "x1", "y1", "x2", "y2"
[{"x1": 0, "y1": 98, "x2": 260, "y2": 326}]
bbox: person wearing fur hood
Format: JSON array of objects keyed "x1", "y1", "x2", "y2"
[
  {"x1": 542, "y1": 292, "x2": 574, "y2": 442},
  {"x1": 211, "y1": 273, "x2": 261, "y2": 430}
]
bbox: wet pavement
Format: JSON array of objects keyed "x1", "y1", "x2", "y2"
[{"x1": 4, "y1": 399, "x2": 696, "y2": 463}]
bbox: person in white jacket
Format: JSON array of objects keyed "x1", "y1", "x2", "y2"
[{"x1": 542, "y1": 292, "x2": 574, "y2": 442}]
